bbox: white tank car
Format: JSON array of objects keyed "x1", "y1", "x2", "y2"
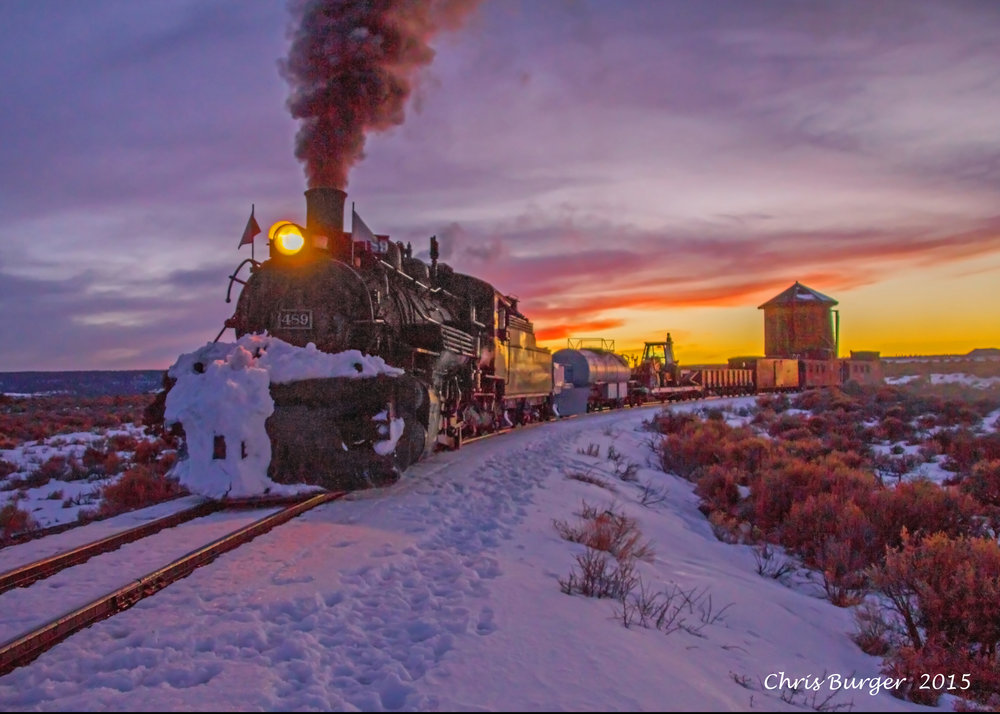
[{"x1": 552, "y1": 348, "x2": 632, "y2": 416}]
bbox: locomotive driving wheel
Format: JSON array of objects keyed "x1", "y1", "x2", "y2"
[
  {"x1": 385, "y1": 376, "x2": 431, "y2": 473},
  {"x1": 392, "y1": 417, "x2": 427, "y2": 472}
]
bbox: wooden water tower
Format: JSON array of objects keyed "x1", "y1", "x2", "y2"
[{"x1": 758, "y1": 282, "x2": 838, "y2": 359}]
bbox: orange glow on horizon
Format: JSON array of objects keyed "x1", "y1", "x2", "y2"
[{"x1": 529, "y1": 255, "x2": 1000, "y2": 364}]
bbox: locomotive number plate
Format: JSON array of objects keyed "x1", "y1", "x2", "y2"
[{"x1": 277, "y1": 309, "x2": 313, "y2": 330}]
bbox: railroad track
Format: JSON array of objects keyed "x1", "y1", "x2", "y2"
[
  {"x1": 459, "y1": 393, "x2": 718, "y2": 447},
  {"x1": 0, "y1": 491, "x2": 343, "y2": 676},
  {"x1": 0, "y1": 395, "x2": 733, "y2": 676}
]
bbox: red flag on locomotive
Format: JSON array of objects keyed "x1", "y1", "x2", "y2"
[{"x1": 239, "y1": 205, "x2": 261, "y2": 248}]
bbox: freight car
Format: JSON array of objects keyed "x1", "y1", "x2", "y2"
[
  {"x1": 552, "y1": 341, "x2": 632, "y2": 416},
  {"x1": 729, "y1": 357, "x2": 801, "y2": 392},
  {"x1": 728, "y1": 354, "x2": 883, "y2": 392}
]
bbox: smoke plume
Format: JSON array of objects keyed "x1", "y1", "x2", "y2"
[{"x1": 282, "y1": 0, "x2": 480, "y2": 189}]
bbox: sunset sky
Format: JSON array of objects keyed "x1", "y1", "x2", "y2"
[{"x1": 1, "y1": 0, "x2": 998, "y2": 371}]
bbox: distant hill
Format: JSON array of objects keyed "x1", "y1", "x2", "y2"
[
  {"x1": 884, "y1": 348, "x2": 1000, "y2": 362},
  {"x1": 968, "y1": 347, "x2": 1000, "y2": 357},
  {"x1": 0, "y1": 370, "x2": 165, "y2": 397}
]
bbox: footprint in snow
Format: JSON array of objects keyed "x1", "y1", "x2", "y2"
[{"x1": 476, "y1": 607, "x2": 496, "y2": 635}]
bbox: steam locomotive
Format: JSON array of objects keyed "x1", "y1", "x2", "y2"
[
  {"x1": 224, "y1": 188, "x2": 552, "y2": 488},
  {"x1": 214, "y1": 188, "x2": 882, "y2": 490}
]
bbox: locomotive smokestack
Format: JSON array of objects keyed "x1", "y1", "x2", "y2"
[{"x1": 305, "y1": 187, "x2": 347, "y2": 241}]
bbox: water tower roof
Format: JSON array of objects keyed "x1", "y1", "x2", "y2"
[{"x1": 758, "y1": 281, "x2": 838, "y2": 309}]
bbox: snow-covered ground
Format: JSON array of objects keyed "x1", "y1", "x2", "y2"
[
  {"x1": 885, "y1": 373, "x2": 1000, "y2": 389},
  {"x1": 884, "y1": 376, "x2": 920, "y2": 386},
  {"x1": 0, "y1": 400, "x2": 937, "y2": 712},
  {"x1": 928, "y1": 373, "x2": 1000, "y2": 388},
  {"x1": 0, "y1": 425, "x2": 150, "y2": 528}
]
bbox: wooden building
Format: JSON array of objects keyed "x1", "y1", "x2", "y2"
[{"x1": 758, "y1": 282, "x2": 838, "y2": 360}]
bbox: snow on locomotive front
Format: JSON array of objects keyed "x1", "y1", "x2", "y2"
[{"x1": 228, "y1": 188, "x2": 553, "y2": 489}]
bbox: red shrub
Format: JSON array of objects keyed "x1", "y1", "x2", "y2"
[
  {"x1": 35, "y1": 454, "x2": 69, "y2": 482},
  {"x1": 0, "y1": 395, "x2": 150, "y2": 444},
  {"x1": 720, "y1": 436, "x2": 771, "y2": 480},
  {"x1": 871, "y1": 452, "x2": 921, "y2": 485},
  {"x1": 873, "y1": 533, "x2": 1000, "y2": 706},
  {"x1": 824, "y1": 430, "x2": 868, "y2": 458},
  {"x1": 916, "y1": 414, "x2": 937, "y2": 431},
  {"x1": 750, "y1": 407, "x2": 777, "y2": 430},
  {"x1": 884, "y1": 641, "x2": 1000, "y2": 708},
  {"x1": 752, "y1": 454, "x2": 875, "y2": 534},
  {"x1": 778, "y1": 434, "x2": 829, "y2": 461},
  {"x1": 757, "y1": 393, "x2": 790, "y2": 413},
  {"x1": 816, "y1": 537, "x2": 871, "y2": 607},
  {"x1": 781, "y1": 492, "x2": 878, "y2": 605},
  {"x1": 833, "y1": 448, "x2": 866, "y2": 469},
  {"x1": 156, "y1": 451, "x2": 177, "y2": 475},
  {"x1": 938, "y1": 430, "x2": 1000, "y2": 474},
  {"x1": 107, "y1": 433, "x2": 139, "y2": 452},
  {"x1": 659, "y1": 419, "x2": 740, "y2": 480},
  {"x1": 876, "y1": 416, "x2": 912, "y2": 442},
  {"x1": 774, "y1": 426, "x2": 814, "y2": 442},
  {"x1": 916, "y1": 439, "x2": 942, "y2": 462},
  {"x1": 961, "y1": 459, "x2": 1000, "y2": 508},
  {"x1": 0, "y1": 459, "x2": 18, "y2": 479},
  {"x1": 782, "y1": 492, "x2": 876, "y2": 566},
  {"x1": 767, "y1": 413, "x2": 808, "y2": 438},
  {"x1": 132, "y1": 439, "x2": 163, "y2": 465},
  {"x1": 874, "y1": 386, "x2": 903, "y2": 405},
  {"x1": 870, "y1": 479, "x2": 982, "y2": 549},
  {"x1": 81, "y1": 445, "x2": 105, "y2": 469},
  {"x1": 805, "y1": 415, "x2": 828, "y2": 435},
  {"x1": 102, "y1": 451, "x2": 124, "y2": 475},
  {"x1": 791, "y1": 388, "x2": 829, "y2": 412},
  {"x1": 65, "y1": 454, "x2": 89, "y2": 480},
  {"x1": 97, "y1": 465, "x2": 186, "y2": 518},
  {"x1": 875, "y1": 532, "x2": 1000, "y2": 646},
  {"x1": 650, "y1": 409, "x2": 699, "y2": 435},
  {"x1": 0, "y1": 503, "x2": 36, "y2": 541},
  {"x1": 694, "y1": 465, "x2": 742, "y2": 516},
  {"x1": 884, "y1": 404, "x2": 907, "y2": 420}
]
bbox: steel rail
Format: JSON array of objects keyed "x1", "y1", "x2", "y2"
[
  {"x1": 0, "y1": 490, "x2": 343, "y2": 676},
  {"x1": 0, "y1": 493, "x2": 325, "y2": 595},
  {"x1": 0, "y1": 501, "x2": 222, "y2": 594}
]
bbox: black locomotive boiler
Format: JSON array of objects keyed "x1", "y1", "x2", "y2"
[{"x1": 226, "y1": 188, "x2": 552, "y2": 488}]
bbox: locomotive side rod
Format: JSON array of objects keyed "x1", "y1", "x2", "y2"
[{"x1": 0, "y1": 491, "x2": 344, "y2": 677}]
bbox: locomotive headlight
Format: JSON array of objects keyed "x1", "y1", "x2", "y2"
[{"x1": 269, "y1": 221, "x2": 307, "y2": 257}]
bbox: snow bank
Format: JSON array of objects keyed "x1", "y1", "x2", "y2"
[
  {"x1": 886, "y1": 373, "x2": 1000, "y2": 389},
  {"x1": 928, "y1": 373, "x2": 1000, "y2": 388},
  {"x1": 164, "y1": 334, "x2": 404, "y2": 499},
  {"x1": 371, "y1": 410, "x2": 406, "y2": 456}
]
